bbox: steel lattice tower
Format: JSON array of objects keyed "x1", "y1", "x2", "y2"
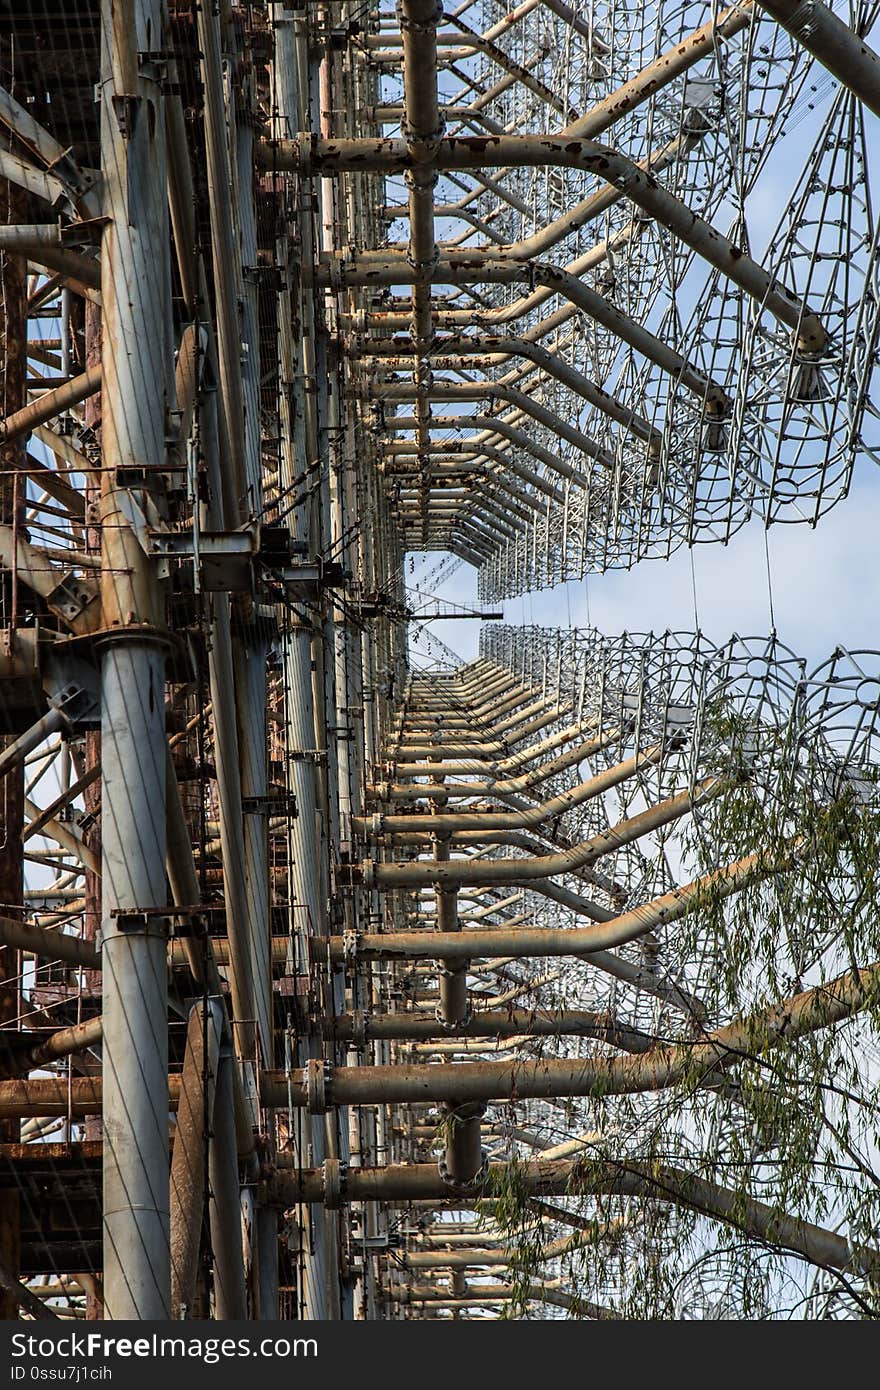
[{"x1": 0, "y1": 0, "x2": 877, "y2": 1321}]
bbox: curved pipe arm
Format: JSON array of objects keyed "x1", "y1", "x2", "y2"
[
  {"x1": 361, "y1": 776, "x2": 725, "y2": 889},
  {"x1": 357, "y1": 743, "x2": 664, "y2": 836}
]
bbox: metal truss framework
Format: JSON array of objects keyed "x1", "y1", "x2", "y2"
[{"x1": 0, "y1": 0, "x2": 877, "y2": 1323}]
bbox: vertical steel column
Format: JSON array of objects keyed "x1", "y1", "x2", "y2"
[
  {"x1": 398, "y1": 0, "x2": 443, "y2": 542},
  {"x1": 82, "y1": 296, "x2": 106, "y2": 1321},
  {"x1": 255, "y1": 1206, "x2": 280, "y2": 1320},
  {"x1": 208, "y1": 1051, "x2": 249, "y2": 1319},
  {"x1": 0, "y1": 178, "x2": 26, "y2": 1322},
  {"x1": 273, "y1": 3, "x2": 333, "y2": 1320},
  {"x1": 98, "y1": 0, "x2": 171, "y2": 1320},
  {"x1": 233, "y1": 72, "x2": 272, "y2": 1067},
  {"x1": 431, "y1": 759, "x2": 483, "y2": 1188},
  {"x1": 169, "y1": 999, "x2": 223, "y2": 1318}
]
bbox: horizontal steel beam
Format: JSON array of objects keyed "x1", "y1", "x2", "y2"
[
  {"x1": 328, "y1": 1008, "x2": 655, "y2": 1049},
  {"x1": 280, "y1": 136, "x2": 825, "y2": 348},
  {"x1": 269, "y1": 1158, "x2": 879, "y2": 1277}
]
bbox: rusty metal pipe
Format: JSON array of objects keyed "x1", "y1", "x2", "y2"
[
  {"x1": 1, "y1": 1015, "x2": 103, "y2": 1076},
  {"x1": 363, "y1": 379, "x2": 613, "y2": 462},
  {"x1": 329, "y1": 1009, "x2": 654, "y2": 1049},
  {"x1": 279, "y1": 1157, "x2": 879, "y2": 1281},
  {"x1": 170, "y1": 1000, "x2": 222, "y2": 1319},
  {"x1": 405, "y1": 1222, "x2": 621, "y2": 1267},
  {"x1": 0, "y1": 913, "x2": 98, "y2": 969},
  {"x1": 350, "y1": 260, "x2": 729, "y2": 409},
  {"x1": 328, "y1": 844, "x2": 762, "y2": 960},
  {"x1": 0, "y1": 365, "x2": 101, "y2": 445},
  {"x1": 0, "y1": 226, "x2": 100, "y2": 292},
  {"x1": 359, "y1": 334, "x2": 659, "y2": 446},
  {"x1": 380, "y1": 723, "x2": 612, "y2": 786},
  {"x1": 13, "y1": 950, "x2": 873, "y2": 1117}
]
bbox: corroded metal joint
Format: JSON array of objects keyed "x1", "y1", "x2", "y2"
[
  {"x1": 434, "y1": 998, "x2": 472, "y2": 1030},
  {"x1": 350, "y1": 1009, "x2": 370, "y2": 1050},
  {"x1": 322, "y1": 1157, "x2": 348, "y2": 1209},
  {"x1": 343, "y1": 929, "x2": 362, "y2": 966},
  {"x1": 305, "y1": 1057, "x2": 332, "y2": 1114},
  {"x1": 395, "y1": 1, "x2": 444, "y2": 33},
  {"x1": 400, "y1": 128, "x2": 446, "y2": 161},
  {"x1": 293, "y1": 130, "x2": 317, "y2": 175}
]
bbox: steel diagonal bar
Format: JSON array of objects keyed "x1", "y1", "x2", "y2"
[
  {"x1": 0, "y1": 148, "x2": 77, "y2": 211},
  {"x1": 0, "y1": 86, "x2": 101, "y2": 217},
  {"x1": 559, "y1": 3, "x2": 755, "y2": 140},
  {"x1": 443, "y1": 167, "x2": 530, "y2": 216},
  {"x1": 0, "y1": 225, "x2": 101, "y2": 293},
  {"x1": 0, "y1": 365, "x2": 102, "y2": 444},
  {"x1": 755, "y1": 0, "x2": 880, "y2": 115},
  {"x1": 441, "y1": 14, "x2": 578, "y2": 122}
]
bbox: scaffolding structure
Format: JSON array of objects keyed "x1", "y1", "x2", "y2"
[{"x1": 0, "y1": 0, "x2": 878, "y2": 1321}]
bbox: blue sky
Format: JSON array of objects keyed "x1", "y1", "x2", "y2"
[{"x1": 408, "y1": 451, "x2": 880, "y2": 672}]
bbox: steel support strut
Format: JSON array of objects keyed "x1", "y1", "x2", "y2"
[{"x1": 98, "y1": 0, "x2": 171, "y2": 1319}]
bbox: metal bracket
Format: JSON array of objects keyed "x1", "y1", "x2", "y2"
[
  {"x1": 110, "y1": 92, "x2": 141, "y2": 139},
  {"x1": 353, "y1": 1233, "x2": 391, "y2": 1252},
  {"x1": 114, "y1": 487, "x2": 163, "y2": 555},
  {"x1": 107, "y1": 908, "x2": 170, "y2": 939},
  {"x1": 43, "y1": 648, "x2": 101, "y2": 729},
  {"x1": 45, "y1": 572, "x2": 99, "y2": 627},
  {"x1": 151, "y1": 527, "x2": 258, "y2": 592},
  {"x1": 335, "y1": 861, "x2": 366, "y2": 890},
  {"x1": 286, "y1": 748, "x2": 326, "y2": 765},
  {"x1": 278, "y1": 557, "x2": 350, "y2": 601}
]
